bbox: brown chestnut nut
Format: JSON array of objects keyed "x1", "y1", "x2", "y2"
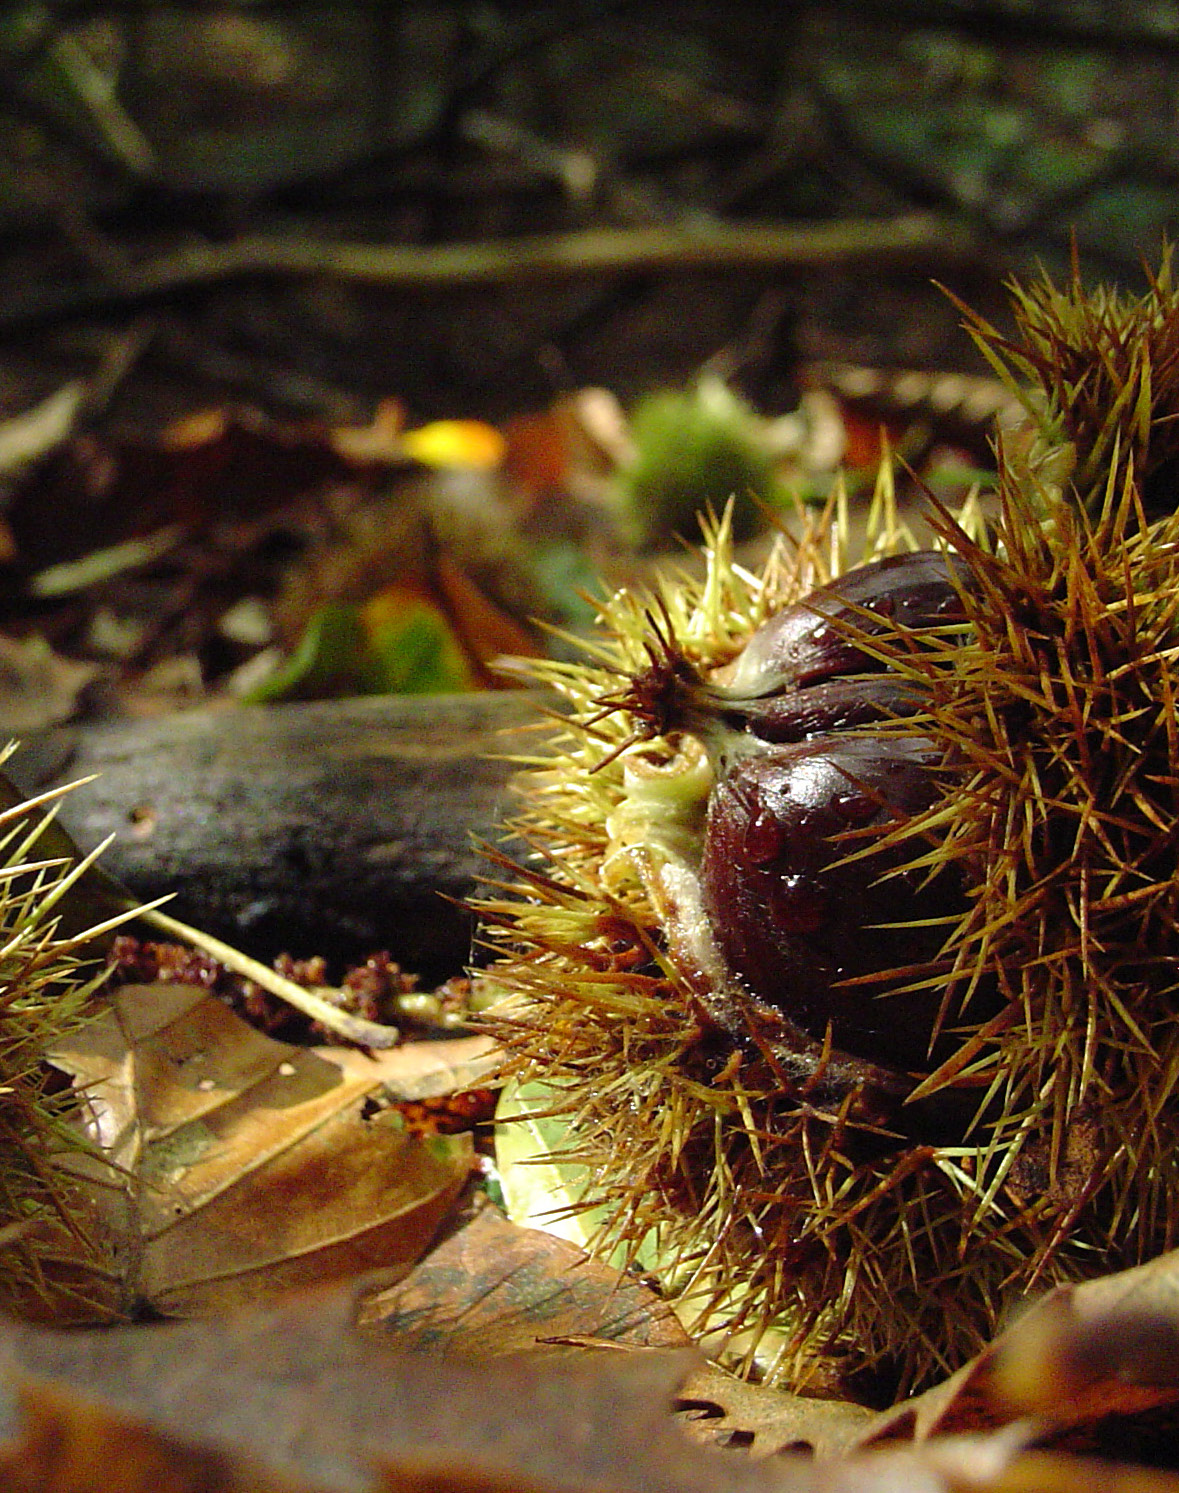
[
  {"x1": 614, "y1": 549, "x2": 983, "y2": 1072},
  {"x1": 714, "y1": 549, "x2": 971, "y2": 699},
  {"x1": 719, "y1": 673, "x2": 923, "y2": 744},
  {"x1": 700, "y1": 734, "x2": 965, "y2": 1070},
  {"x1": 619, "y1": 551, "x2": 966, "y2": 749}
]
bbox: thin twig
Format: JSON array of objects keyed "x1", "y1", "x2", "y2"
[{"x1": 143, "y1": 907, "x2": 400, "y2": 1049}]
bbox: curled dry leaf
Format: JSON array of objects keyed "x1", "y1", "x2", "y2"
[
  {"x1": 48, "y1": 982, "x2": 497, "y2": 1317},
  {"x1": 858, "y1": 1250, "x2": 1179, "y2": 1450}
]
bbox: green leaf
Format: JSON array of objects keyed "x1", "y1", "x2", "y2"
[
  {"x1": 244, "y1": 602, "x2": 369, "y2": 704},
  {"x1": 363, "y1": 599, "x2": 473, "y2": 695},
  {"x1": 248, "y1": 595, "x2": 474, "y2": 703}
]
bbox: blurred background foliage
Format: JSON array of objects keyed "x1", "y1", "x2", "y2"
[
  {"x1": 4, "y1": 0, "x2": 1179, "y2": 421},
  {"x1": 2, "y1": 1, "x2": 1179, "y2": 719}
]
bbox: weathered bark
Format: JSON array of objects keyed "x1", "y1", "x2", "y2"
[{"x1": 9, "y1": 693, "x2": 555, "y2": 982}]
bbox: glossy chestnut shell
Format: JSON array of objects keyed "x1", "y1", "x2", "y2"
[
  {"x1": 654, "y1": 550, "x2": 987, "y2": 1072},
  {"x1": 701, "y1": 735, "x2": 959, "y2": 1069}
]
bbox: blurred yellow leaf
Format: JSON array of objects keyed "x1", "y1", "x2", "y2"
[{"x1": 401, "y1": 419, "x2": 505, "y2": 470}]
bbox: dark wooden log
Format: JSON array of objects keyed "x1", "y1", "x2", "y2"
[{"x1": 8, "y1": 693, "x2": 556, "y2": 982}]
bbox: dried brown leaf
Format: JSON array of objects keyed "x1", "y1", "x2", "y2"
[
  {"x1": 361, "y1": 1205, "x2": 881, "y2": 1466},
  {"x1": 672, "y1": 1365, "x2": 874, "y2": 1461},
  {"x1": 858, "y1": 1250, "x2": 1179, "y2": 1448},
  {"x1": 2, "y1": 1377, "x2": 319, "y2": 1493},
  {"x1": 0, "y1": 1294, "x2": 817, "y2": 1493},
  {"x1": 48, "y1": 983, "x2": 497, "y2": 1316},
  {"x1": 6, "y1": 1224, "x2": 1179, "y2": 1493},
  {"x1": 359, "y1": 1200, "x2": 690, "y2": 1356},
  {"x1": 821, "y1": 1441, "x2": 1179, "y2": 1493}
]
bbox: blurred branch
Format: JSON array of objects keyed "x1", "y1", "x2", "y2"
[
  {"x1": 0, "y1": 213, "x2": 979, "y2": 328},
  {"x1": 0, "y1": 2, "x2": 154, "y2": 179}
]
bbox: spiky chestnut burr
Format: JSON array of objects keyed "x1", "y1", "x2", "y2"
[
  {"x1": 479, "y1": 502, "x2": 997, "y2": 1390},
  {"x1": 481, "y1": 259, "x2": 1179, "y2": 1395},
  {"x1": 953, "y1": 248, "x2": 1179, "y2": 517},
  {"x1": 0, "y1": 767, "x2": 143, "y2": 1320}
]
